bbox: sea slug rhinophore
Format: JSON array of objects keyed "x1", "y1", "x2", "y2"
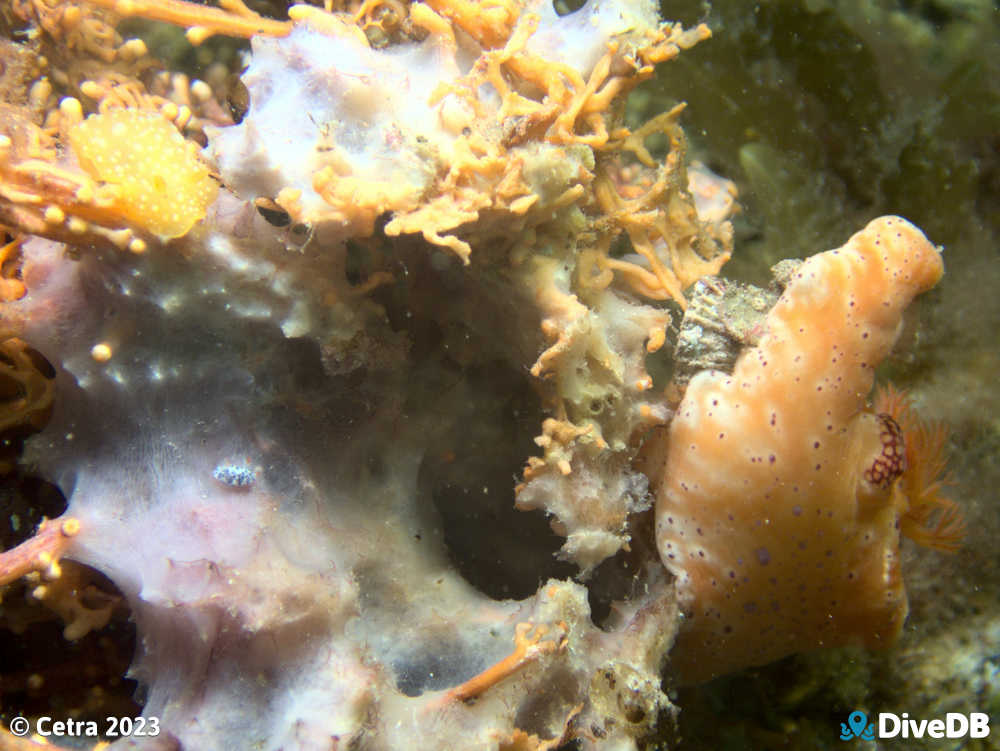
[{"x1": 654, "y1": 216, "x2": 944, "y2": 684}]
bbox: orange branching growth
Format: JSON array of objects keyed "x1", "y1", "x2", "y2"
[
  {"x1": 25, "y1": 559, "x2": 121, "y2": 640},
  {"x1": 0, "y1": 516, "x2": 80, "y2": 588},
  {"x1": 0, "y1": 238, "x2": 27, "y2": 302},
  {"x1": 454, "y1": 12, "x2": 708, "y2": 148},
  {"x1": 422, "y1": 0, "x2": 521, "y2": 50},
  {"x1": 424, "y1": 0, "x2": 708, "y2": 148},
  {"x1": 593, "y1": 107, "x2": 732, "y2": 308},
  {"x1": 9, "y1": 2, "x2": 232, "y2": 156},
  {"x1": 1, "y1": 100, "x2": 216, "y2": 250},
  {"x1": 76, "y1": 74, "x2": 188, "y2": 125},
  {"x1": 875, "y1": 384, "x2": 965, "y2": 552},
  {"x1": 550, "y1": 21, "x2": 711, "y2": 147},
  {"x1": 497, "y1": 704, "x2": 582, "y2": 751},
  {"x1": 11, "y1": 0, "x2": 122, "y2": 63},
  {"x1": 78, "y1": 0, "x2": 291, "y2": 44},
  {"x1": 0, "y1": 105, "x2": 148, "y2": 252},
  {"x1": 0, "y1": 334, "x2": 55, "y2": 436},
  {"x1": 444, "y1": 621, "x2": 567, "y2": 703},
  {"x1": 5, "y1": 0, "x2": 243, "y2": 254},
  {"x1": 521, "y1": 418, "x2": 607, "y2": 482}
]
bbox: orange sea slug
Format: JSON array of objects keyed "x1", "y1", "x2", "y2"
[{"x1": 653, "y1": 216, "x2": 952, "y2": 684}]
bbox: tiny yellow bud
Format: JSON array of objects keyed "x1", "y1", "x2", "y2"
[
  {"x1": 175, "y1": 105, "x2": 193, "y2": 130},
  {"x1": 119, "y1": 38, "x2": 148, "y2": 60},
  {"x1": 646, "y1": 326, "x2": 666, "y2": 353},
  {"x1": 107, "y1": 229, "x2": 132, "y2": 249},
  {"x1": 190, "y1": 79, "x2": 213, "y2": 103},
  {"x1": 45, "y1": 560, "x2": 62, "y2": 580},
  {"x1": 29, "y1": 78, "x2": 52, "y2": 109},
  {"x1": 187, "y1": 27, "x2": 212, "y2": 45},
  {"x1": 91, "y1": 342, "x2": 113, "y2": 362},
  {"x1": 43, "y1": 205, "x2": 66, "y2": 224},
  {"x1": 160, "y1": 101, "x2": 179, "y2": 121},
  {"x1": 80, "y1": 80, "x2": 103, "y2": 100},
  {"x1": 59, "y1": 97, "x2": 84, "y2": 124}
]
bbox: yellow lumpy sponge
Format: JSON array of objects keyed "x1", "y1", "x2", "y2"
[{"x1": 69, "y1": 110, "x2": 218, "y2": 239}]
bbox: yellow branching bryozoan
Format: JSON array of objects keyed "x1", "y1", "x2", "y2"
[
  {"x1": 68, "y1": 109, "x2": 218, "y2": 239},
  {"x1": 653, "y1": 216, "x2": 948, "y2": 684}
]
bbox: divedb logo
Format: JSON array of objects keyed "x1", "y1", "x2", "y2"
[{"x1": 840, "y1": 710, "x2": 991, "y2": 741}]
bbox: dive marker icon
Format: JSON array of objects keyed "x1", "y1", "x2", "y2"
[{"x1": 840, "y1": 710, "x2": 876, "y2": 741}]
